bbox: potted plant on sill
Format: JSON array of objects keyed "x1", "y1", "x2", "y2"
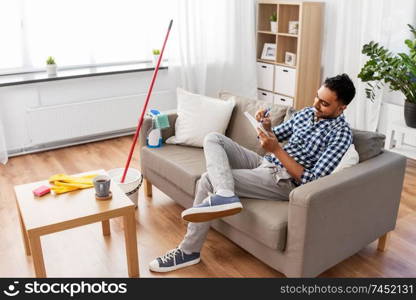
[
  {"x1": 46, "y1": 56, "x2": 57, "y2": 76},
  {"x1": 270, "y1": 12, "x2": 277, "y2": 33},
  {"x1": 152, "y1": 49, "x2": 160, "y2": 67},
  {"x1": 358, "y1": 24, "x2": 416, "y2": 128}
]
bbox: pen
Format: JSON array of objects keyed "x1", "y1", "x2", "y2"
[
  {"x1": 261, "y1": 108, "x2": 271, "y2": 124},
  {"x1": 264, "y1": 107, "x2": 271, "y2": 118}
]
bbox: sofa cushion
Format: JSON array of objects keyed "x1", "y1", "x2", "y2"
[
  {"x1": 219, "y1": 92, "x2": 290, "y2": 155},
  {"x1": 284, "y1": 106, "x2": 297, "y2": 122},
  {"x1": 332, "y1": 143, "x2": 359, "y2": 173},
  {"x1": 166, "y1": 88, "x2": 235, "y2": 147},
  {"x1": 351, "y1": 129, "x2": 385, "y2": 162},
  {"x1": 141, "y1": 145, "x2": 206, "y2": 196},
  {"x1": 221, "y1": 198, "x2": 289, "y2": 250}
]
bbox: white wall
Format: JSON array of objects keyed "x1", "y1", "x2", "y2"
[
  {"x1": 317, "y1": 0, "x2": 416, "y2": 146},
  {"x1": 2, "y1": 1, "x2": 415, "y2": 155},
  {"x1": 0, "y1": 70, "x2": 177, "y2": 155}
]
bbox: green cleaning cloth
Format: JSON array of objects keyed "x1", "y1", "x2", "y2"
[{"x1": 154, "y1": 114, "x2": 170, "y2": 129}]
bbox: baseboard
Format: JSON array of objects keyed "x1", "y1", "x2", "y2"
[{"x1": 8, "y1": 128, "x2": 135, "y2": 157}]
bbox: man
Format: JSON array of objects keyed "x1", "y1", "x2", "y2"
[{"x1": 149, "y1": 73, "x2": 356, "y2": 272}]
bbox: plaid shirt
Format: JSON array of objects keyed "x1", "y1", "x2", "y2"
[{"x1": 265, "y1": 106, "x2": 352, "y2": 186}]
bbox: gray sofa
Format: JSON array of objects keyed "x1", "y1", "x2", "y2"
[{"x1": 139, "y1": 93, "x2": 407, "y2": 277}]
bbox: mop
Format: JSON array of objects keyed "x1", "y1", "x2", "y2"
[
  {"x1": 120, "y1": 19, "x2": 173, "y2": 183},
  {"x1": 39, "y1": 21, "x2": 173, "y2": 196}
]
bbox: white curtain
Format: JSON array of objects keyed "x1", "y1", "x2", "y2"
[
  {"x1": 168, "y1": 0, "x2": 257, "y2": 98},
  {"x1": 321, "y1": 0, "x2": 416, "y2": 131},
  {"x1": 0, "y1": 117, "x2": 7, "y2": 164}
]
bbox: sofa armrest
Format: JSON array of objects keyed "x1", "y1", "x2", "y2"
[
  {"x1": 138, "y1": 116, "x2": 152, "y2": 149},
  {"x1": 139, "y1": 110, "x2": 178, "y2": 174},
  {"x1": 284, "y1": 151, "x2": 406, "y2": 277},
  {"x1": 138, "y1": 109, "x2": 178, "y2": 148}
]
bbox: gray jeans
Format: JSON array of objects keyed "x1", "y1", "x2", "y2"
[{"x1": 179, "y1": 132, "x2": 296, "y2": 253}]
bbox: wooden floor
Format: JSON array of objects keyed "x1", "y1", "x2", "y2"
[{"x1": 0, "y1": 136, "x2": 415, "y2": 277}]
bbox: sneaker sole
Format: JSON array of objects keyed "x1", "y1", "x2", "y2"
[
  {"x1": 181, "y1": 202, "x2": 243, "y2": 223},
  {"x1": 149, "y1": 257, "x2": 201, "y2": 273}
]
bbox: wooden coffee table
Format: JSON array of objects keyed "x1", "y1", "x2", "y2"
[{"x1": 14, "y1": 169, "x2": 139, "y2": 278}]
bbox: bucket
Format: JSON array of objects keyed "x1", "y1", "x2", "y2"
[{"x1": 108, "y1": 168, "x2": 143, "y2": 207}]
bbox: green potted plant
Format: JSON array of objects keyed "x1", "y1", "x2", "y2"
[
  {"x1": 269, "y1": 12, "x2": 277, "y2": 33},
  {"x1": 358, "y1": 24, "x2": 416, "y2": 128},
  {"x1": 46, "y1": 56, "x2": 57, "y2": 75},
  {"x1": 152, "y1": 49, "x2": 160, "y2": 66}
]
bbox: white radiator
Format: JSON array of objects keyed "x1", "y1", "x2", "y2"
[{"x1": 25, "y1": 91, "x2": 173, "y2": 146}]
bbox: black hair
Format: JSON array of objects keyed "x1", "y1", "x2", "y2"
[{"x1": 324, "y1": 73, "x2": 356, "y2": 105}]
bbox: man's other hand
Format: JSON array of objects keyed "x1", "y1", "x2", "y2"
[
  {"x1": 257, "y1": 129, "x2": 280, "y2": 153},
  {"x1": 255, "y1": 109, "x2": 272, "y2": 131}
]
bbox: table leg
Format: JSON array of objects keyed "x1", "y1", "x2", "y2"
[
  {"x1": 123, "y1": 208, "x2": 139, "y2": 277},
  {"x1": 102, "y1": 220, "x2": 111, "y2": 236},
  {"x1": 18, "y1": 208, "x2": 31, "y2": 256},
  {"x1": 144, "y1": 178, "x2": 152, "y2": 197},
  {"x1": 28, "y1": 233, "x2": 46, "y2": 278}
]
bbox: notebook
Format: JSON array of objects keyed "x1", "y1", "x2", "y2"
[{"x1": 244, "y1": 111, "x2": 268, "y2": 135}]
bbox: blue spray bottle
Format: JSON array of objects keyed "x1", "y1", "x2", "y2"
[{"x1": 147, "y1": 109, "x2": 170, "y2": 148}]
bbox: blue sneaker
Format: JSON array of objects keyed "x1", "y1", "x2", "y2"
[
  {"x1": 181, "y1": 194, "x2": 242, "y2": 222},
  {"x1": 149, "y1": 248, "x2": 200, "y2": 272}
]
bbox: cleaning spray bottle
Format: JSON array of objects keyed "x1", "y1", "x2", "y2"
[{"x1": 147, "y1": 109, "x2": 170, "y2": 148}]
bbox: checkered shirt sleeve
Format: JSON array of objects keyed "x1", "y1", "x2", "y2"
[
  {"x1": 272, "y1": 112, "x2": 298, "y2": 142},
  {"x1": 300, "y1": 126, "x2": 352, "y2": 185}
]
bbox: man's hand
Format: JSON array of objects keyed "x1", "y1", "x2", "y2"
[
  {"x1": 257, "y1": 129, "x2": 280, "y2": 153},
  {"x1": 255, "y1": 108, "x2": 272, "y2": 132},
  {"x1": 257, "y1": 129, "x2": 304, "y2": 182}
]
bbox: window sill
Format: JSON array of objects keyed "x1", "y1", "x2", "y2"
[{"x1": 0, "y1": 62, "x2": 168, "y2": 87}]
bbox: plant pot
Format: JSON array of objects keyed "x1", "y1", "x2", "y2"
[
  {"x1": 270, "y1": 21, "x2": 277, "y2": 33},
  {"x1": 404, "y1": 100, "x2": 416, "y2": 128},
  {"x1": 46, "y1": 64, "x2": 57, "y2": 75}
]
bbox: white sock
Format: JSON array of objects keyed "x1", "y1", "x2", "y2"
[{"x1": 216, "y1": 189, "x2": 235, "y2": 197}]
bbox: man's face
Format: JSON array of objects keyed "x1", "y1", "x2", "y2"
[{"x1": 313, "y1": 86, "x2": 347, "y2": 119}]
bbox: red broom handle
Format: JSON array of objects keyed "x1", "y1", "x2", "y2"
[{"x1": 120, "y1": 20, "x2": 173, "y2": 183}]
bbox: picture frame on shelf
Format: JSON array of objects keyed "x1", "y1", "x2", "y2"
[
  {"x1": 261, "y1": 43, "x2": 276, "y2": 60},
  {"x1": 285, "y1": 52, "x2": 296, "y2": 66},
  {"x1": 288, "y1": 21, "x2": 299, "y2": 35}
]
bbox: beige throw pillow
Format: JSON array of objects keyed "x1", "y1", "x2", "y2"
[{"x1": 166, "y1": 88, "x2": 235, "y2": 147}]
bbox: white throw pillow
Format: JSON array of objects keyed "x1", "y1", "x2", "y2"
[
  {"x1": 166, "y1": 88, "x2": 235, "y2": 147},
  {"x1": 332, "y1": 144, "x2": 360, "y2": 173}
]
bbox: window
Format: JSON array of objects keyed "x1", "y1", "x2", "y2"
[
  {"x1": 0, "y1": 0, "x2": 173, "y2": 74},
  {"x1": 0, "y1": 1, "x2": 23, "y2": 70}
]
